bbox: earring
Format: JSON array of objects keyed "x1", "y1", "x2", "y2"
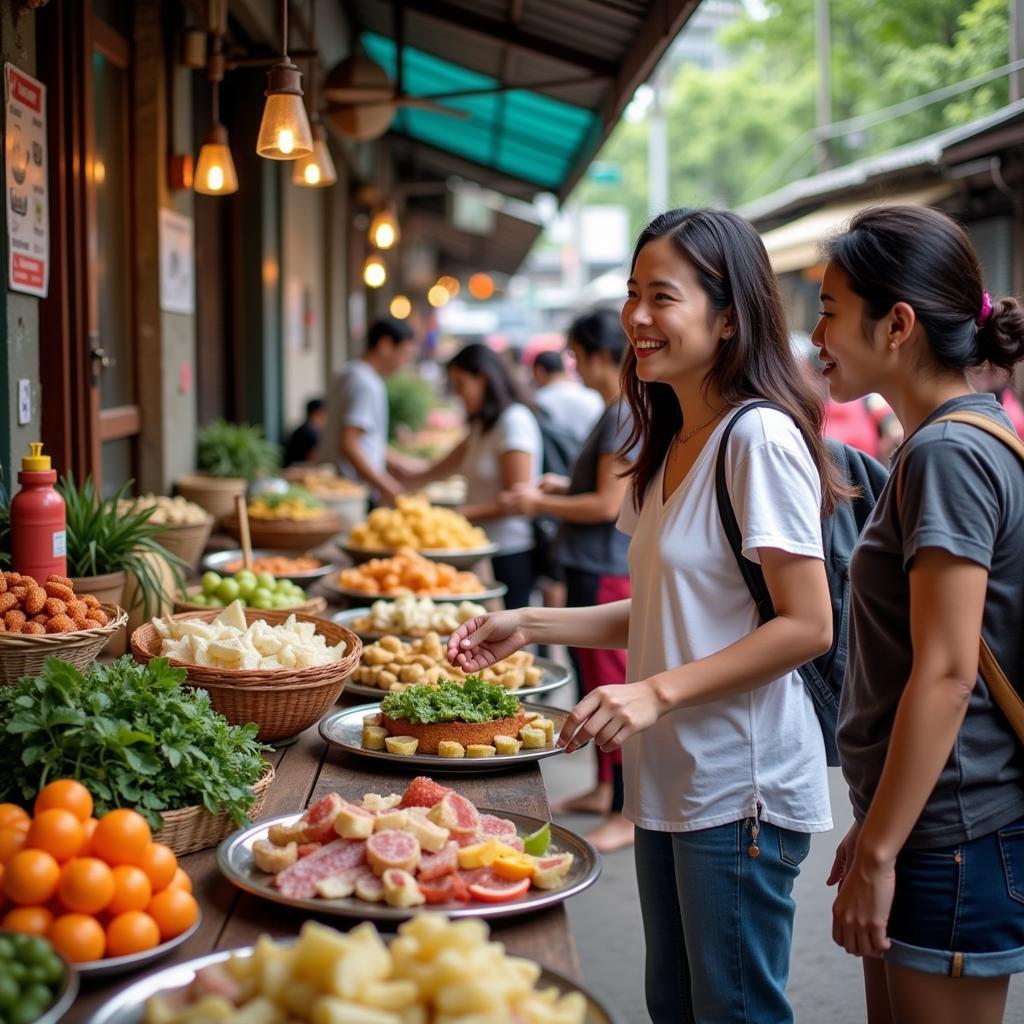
[{"x1": 888, "y1": 341, "x2": 897, "y2": 351}]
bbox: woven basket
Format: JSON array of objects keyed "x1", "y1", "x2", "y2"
[
  {"x1": 154, "y1": 761, "x2": 276, "y2": 857},
  {"x1": 131, "y1": 608, "x2": 361, "y2": 741},
  {"x1": 154, "y1": 518, "x2": 215, "y2": 572},
  {"x1": 0, "y1": 604, "x2": 129, "y2": 684},
  {"x1": 172, "y1": 595, "x2": 327, "y2": 618},
  {"x1": 222, "y1": 513, "x2": 343, "y2": 551}
]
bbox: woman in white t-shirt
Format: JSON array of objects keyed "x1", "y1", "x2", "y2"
[
  {"x1": 448, "y1": 210, "x2": 848, "y2": 1023},
  {"x1": 401, "y1": 343, "x2": 542, "y2": 608}
]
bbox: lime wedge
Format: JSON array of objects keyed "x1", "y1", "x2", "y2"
[{"x1": 523, "y1": 821, "x2": 551, "y2": 857}]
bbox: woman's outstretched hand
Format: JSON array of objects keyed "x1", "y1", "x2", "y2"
[{"x1": 447, "y1": 611, "x2": 531, "y2": 672}]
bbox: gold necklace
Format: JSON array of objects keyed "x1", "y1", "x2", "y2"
[{"x1": 674, "y1": 407, "x2": 727, "y2": 446}]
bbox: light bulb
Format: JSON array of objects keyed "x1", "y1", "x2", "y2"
[
  {"x1": 194, "y1": 125, "x2": 239, "y2": 196},
  {"x1": 427, "y1": 284, "x2": 450, "y2": 308},
  {"x1": 364, "y1": 256, "x2": 386, "y2": 288},
  {"x1": 292, "y1": 125, "x2": 338, "y2": 188},
  {"x1": 304, "y1": 164, "x2": 320, "y2": 185},
  {"x1": 369, "y1": 209, "x2": 399, "y2": 249},
  {"x1": 208, "y1": 166, "x2": 225, "y2": 191},
  {"x1": 390, "y1": 295, "x2": 411, "y2": 319},
  {"x1": 256, "y1": 68, "x2": 313, "y2": 160},
  {"x1": 277, "y1": 128, "x2": 294, "y2": 154}
]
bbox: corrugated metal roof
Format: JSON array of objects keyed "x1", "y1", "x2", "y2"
[{"x1": 343, "y1": 0, "x2": 699, "y2": 200}]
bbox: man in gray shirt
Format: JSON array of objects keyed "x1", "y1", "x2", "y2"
[{"x1": 324, "y1": 318, "x2": 418, "y2": 504}]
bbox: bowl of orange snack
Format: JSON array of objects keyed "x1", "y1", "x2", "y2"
[
  {"x1": 0, "y1": 780, "x2": 200, "y2": 978},
  {"x1": 202, "y1": 549, "x2": 335, "y2": 586},
  {"x1": 327, "y1": 548, "x2": 507, "y2": 603}
]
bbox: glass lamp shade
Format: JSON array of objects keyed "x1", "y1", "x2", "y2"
[
  {"x1": 292, "y1": 124, "x2": 337, "y2": 187},
  {"x1": 194, "y1": 125, "x2": 239, "y2": 195},
  {"x1": 256, "y1": 64, "x2": 313, "y2": 160}
]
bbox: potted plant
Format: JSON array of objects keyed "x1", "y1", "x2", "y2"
[
  {"x1": 60, "y1": 475, "x2": 187, "y2": 651},
  {"x1": 176, "y1": 420, "x2": 282, "y2": 523}
]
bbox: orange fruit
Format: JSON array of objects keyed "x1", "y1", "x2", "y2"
[
  {"x1": 58, "y1": 857, "x2": 115, "y2": 914},
  {"x1": 79, "y1": 817, "x2": 99, "y2": 856},
  {"x1": 91, "y1": 809, "x2": 152, "y2": 866},
  {"x1": 3, "y1": 849, "x2": 61, "y2": 906},
  {"x1": 107, "y1": 865, "x2": 152, "y2": 915},
  {"x1": 1, "y1": 904, "x2": 54, "y2": 935},
  {"x1": 47, "y1": 912, "x2": 106, "y2": 963},
  {"x1": 34, "y1": 780, "x2": 94, "y2": 822},
  {"x1": 26, "y1": 808, "x2": 84, "y2": 863},
  {"x1": 0, "y1": 803, "x2": 30, "y2": 830},
  {"x1": 105, "y1": 910, "x2": 160, "y2": 958},
  {"x1": 137, "y1": 842, "x2": 177, "y2": 892},
  {"x1": 0, "y1": 823, "x2": 29, "y2": 864},
  {"x1": 166, "y1": 867, "x2": 192, "y2": 893},
  {"x1": 146, "y1": 888, "x2": 198, "y2": 941}
]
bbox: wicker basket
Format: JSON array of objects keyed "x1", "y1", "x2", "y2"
[
  {"x1": 172, "y1": 595, "x2": 327, "y2": 618},
  {"x1": 130, "y1": 608, "x2": 361, "y2": 741},
  {"x1": 0, "y1": 604, "x2": 129, "y2": 684},
  {"x1": 221, "y1": 513, "x2": 344, "y2": 551},
  {"x1": 154, "y1": 761, "x2": 276, "y2": 857},
  {"x1": 154, "y1": 518, "x2": 215, "y2": 572}
]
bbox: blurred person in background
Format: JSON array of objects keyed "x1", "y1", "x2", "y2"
[
  {"x1": 969, "y1": 364, "x2": 1024, "y2": 436},
  {"x1": 283, "y1": 398, "x2": 326, "y2": 467},
  {"x1": 399, "y1": 343, "x2": 542, "y2": 609},
  {"x1": 532, "y1": 349, "x2": 605, "y2": 446},
  {"x1": 502, "y1": 307, "x2": 635, "y2": 852},
  {"x1": 323, "y1": 318, "x2": 418, "y2": 504}
]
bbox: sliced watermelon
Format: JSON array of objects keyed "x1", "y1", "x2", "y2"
[
  {"x1": 299, "y1": 792, "x2": 345, "y2": 842},
  {"x1": 397, "y1": 776, "x2": 453, "y2": 809},
  {"x1": 418, "y1": 871, "x2": 470, "y2": 905},
  {"x1": 466, "y1": 870, "x2": 532, "y2": 904},
  {"x1": 478, "y1": 814, "x2": 518, "y2": 841}
]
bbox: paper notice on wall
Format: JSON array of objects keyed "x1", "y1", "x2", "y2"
[
  {"x1": 159, "y1": 208, "x2": 195, "y2": 314},
  {"x1": 5, "y1": 64, "x2": 49, "y2": 298}
]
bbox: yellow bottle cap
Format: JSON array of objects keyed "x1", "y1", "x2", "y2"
[{"x1": 21, "y1": 442, "x2": 51, "y2": 471}]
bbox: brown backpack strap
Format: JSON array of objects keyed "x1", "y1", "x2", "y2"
[{"x1": 894, "y1": 410, "x2": 1024, "y2": 745}]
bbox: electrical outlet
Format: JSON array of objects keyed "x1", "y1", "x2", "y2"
[{"x1": 17, "y1": 379, "x2": 31, "y2": 425}]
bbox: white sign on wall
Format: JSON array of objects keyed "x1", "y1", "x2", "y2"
[
  {"x1": 158, "y1": 208, "x2": 195, "y2": 314},
  {"x1": 5, "y1": 64, "x2": 49, "y2": 297}
]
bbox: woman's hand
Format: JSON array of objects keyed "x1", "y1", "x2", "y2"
[
  {"x1": 537, "y1": 473, "x2": 570, "y2": 494},
  {"x1": 826, "y1": 820, "x2": 862, "y2": 891},
  {"x1": 447, "y1": 612, "x2": 531, "y2": 672},
  {"x1": 831, "y1": 845, "x2": 895, "y2": 958},
  {"x1": 498, "y1": 485, "x2": 541, "y2": 516},
  {"x1": 558, "y1": 680, "x2": 665, "y2": 754}
]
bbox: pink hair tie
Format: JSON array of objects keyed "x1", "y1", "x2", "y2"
[{"x1": 977, "y1": 291, "x2": 993, "y2": 326}]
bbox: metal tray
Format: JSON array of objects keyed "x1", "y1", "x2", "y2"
[
  {"x1": 341, "y1": 654, "x2": 573, "y2": 701},
  {"x1": 320, "y1": 700, "x2": 571, "y2": 772},
  {"x1": 322, "y1": 577, "x2": 507, "y2": 605},
  {"x1": 216, "y1": 808, "x2": 599, "y2": 923},
  {"x1": 86, "y1": 940, "x2": 618, "y2": 1024},
  {"x1": 330, "y1": 605, "x2": 466, "y2": 642},
  {"x1": 76, "y1": 918, "x2": 201, "y2": 978},
  {"x1": 338, "y1": 540, "x2": 498, "y2": 571},
  {"x1": 201, "y1": 549, "x2": 336, "y2": 585}
]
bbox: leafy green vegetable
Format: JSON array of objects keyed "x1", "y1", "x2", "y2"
[
  {"x1": 197, "y1": 420, "x2": 281, "y2": 481},
  {"x1": 380, "y1": 676, "x2": 521, "y2": 725},
  {"x1": 0, "y1": 656, "x2": 270, "y2": 830}
]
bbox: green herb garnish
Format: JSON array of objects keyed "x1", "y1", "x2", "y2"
[
  {"x1": 0, "y1": 656, "x2": 270, "y2": 829},
  {"x1": 380, "y1": 676, "x2": 521, "y2": 725}
]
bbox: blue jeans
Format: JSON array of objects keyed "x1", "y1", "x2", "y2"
[{"x1": 634, "y1": 818, "x2": 811, "y2": 1024}]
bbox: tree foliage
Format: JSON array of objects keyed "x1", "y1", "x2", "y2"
[{"x1": 576, "y1": 0, "x2": 1010, "y2": 230}]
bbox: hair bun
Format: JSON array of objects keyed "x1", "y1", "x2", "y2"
[{"x1": 976, "y1": 296, "x2": 1024, "y2": 370}]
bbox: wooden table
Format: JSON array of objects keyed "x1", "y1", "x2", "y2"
[{"x1": 65, "y1": 712, "x2": 580, "y2": 1022}]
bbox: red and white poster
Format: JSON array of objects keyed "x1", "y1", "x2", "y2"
[{"x1": 5, "y1": 64, "x2": 48, "y2": 297}]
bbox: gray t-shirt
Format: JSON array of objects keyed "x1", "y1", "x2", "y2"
[
  {"x1": 535, "y1": 380, "x2": 605, "y2": 447},
  {"x1": 325, "y1": 360, "x2": 389, "y2": 480},
  {"x1": 558, "y1": 401, "x2": 634, "y2": 577},
  {"x1": 838, "y1": 393, "x2": 1024, "y2": 849}
]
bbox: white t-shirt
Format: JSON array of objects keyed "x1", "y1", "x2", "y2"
[
  {"x1": 325, "y1": 360, "x2": 389, "y2": 479},
  {"x1": 535, "y1": 380, "x2": 605, "y2": 446},
  {"x1": 616, "y1": 404, "x2": 832, "y2": 834},
  {"x1": 462, "y1": 403, "x2": 542, "y2": 554}
]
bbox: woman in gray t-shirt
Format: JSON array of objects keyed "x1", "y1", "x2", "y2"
[{"x1": 814, "y1": 205, "x2": 1024, "y2": 1023}]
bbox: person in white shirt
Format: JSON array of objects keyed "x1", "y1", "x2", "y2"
[
  {"x1": 532, "y1": 349, "x2": 605, "y2": 446},
  {"x1": 323, "y1": 318, "x2": 419, "y2": 504},
  {"x1": 400, "y1": 343, "x2": 542, "y2": 608},
  {"x1": 447, "y1": 209, "x2": 846, "y2": 1024}
]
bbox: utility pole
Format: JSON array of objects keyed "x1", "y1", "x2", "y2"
[
  {"x1": 815, "y1": 0, "x2": 833, "y2": 170},
  {"x1": 1012, "y1": 0, "x2": 1024, "y2": 102}
]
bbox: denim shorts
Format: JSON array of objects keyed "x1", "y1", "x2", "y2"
[{"x1": 884, "y1": 814, "x2": 1024, "y2": 977}]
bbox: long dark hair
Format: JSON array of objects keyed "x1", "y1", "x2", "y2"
[
  {"x1": 621, "y1": 208, "x2": 847, "y2": 514},
  {"x1": 447, "y1": 343, "x2": 529, "y2": 432},
  {"x1": 826, "y1": 205, "x2": 1024, "y2": 373}
]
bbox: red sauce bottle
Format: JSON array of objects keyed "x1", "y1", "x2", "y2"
[{"x1": 11, "y1": 442, "x2": 67, "y2": 584}]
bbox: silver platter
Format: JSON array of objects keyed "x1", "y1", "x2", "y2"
[
  {"x1": 86, "y1": 940, "x2": 618, "y2": 1024},
  {"x1": 322, "y1": 577, "x2": 507, "y2": 605},
  {"x1": 338, "y1": 541, "x2": 498, "y2": 571},
  {"x1": 75, "y1": 918, "x2": 201, "y2": 978},
  {"x1": 216, "y1": 808, "x2": 599, "y2": 923},
  {"x1": 202, "y1": 548, "x2": 336, "y2": 585},
  {"x1": 341, "y1": 653, "x2": 573, "y2": 702},
  {"x1": 320, "y1": 700, "x2": 570, "y2": 772}
]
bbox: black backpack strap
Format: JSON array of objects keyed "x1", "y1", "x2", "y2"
[{"x1": 714, "y1": 401, "x2": 784, "y2": 624}]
